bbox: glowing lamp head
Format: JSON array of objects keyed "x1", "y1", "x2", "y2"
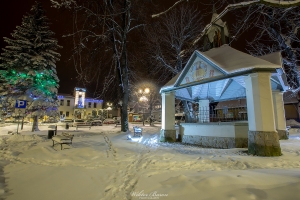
[{"x1": 144, "y1": 88, "x2": 150, "y2": 93}]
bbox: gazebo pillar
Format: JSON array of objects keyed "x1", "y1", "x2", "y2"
[
  {"x1": 245, "y1": 72, "x2": 281, "y2": 156},
  {"x1": 272, "y1": 91, "x2": 288, "y2": 139},
  {"x1": 160, "y1": 91, "x2": 176, "y2": 142}
]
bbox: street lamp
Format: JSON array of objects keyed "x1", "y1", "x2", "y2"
[
  {"x1": 138, "y1": 88, "x2": 150, "y2": 126},
  {"x1": 107, "y1": 102, "x2": 112, "y2": 118},
  {"x1": 107, "y1": 102, "x2": 112, "y2": 110}
]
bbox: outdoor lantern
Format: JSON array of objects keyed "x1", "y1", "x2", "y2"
[{"x1": 144, "y1": 88, "x2": 150, "y2": 94}]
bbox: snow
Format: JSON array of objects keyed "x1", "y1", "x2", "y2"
[
  {"x1": 201, "y1": 45, "x2": 281, "y2": 73},
  {"x1": 286, "y1": 119, "x2": 300, "y2": 127},
  {"x1": 0, "y1": 122, "x2": 299, "y2": 200},
  {"x1": 265, "y1": 0, "x2": 300, "y2": 5}
]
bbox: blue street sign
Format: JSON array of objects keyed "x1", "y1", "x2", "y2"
[{"x1": 15, "y1": 100, "x2": 27, "y2": 108}]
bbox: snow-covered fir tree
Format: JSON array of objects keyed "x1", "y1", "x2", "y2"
[{"x1": 0, "y1": 2, "x2": 61, "y2": 131}]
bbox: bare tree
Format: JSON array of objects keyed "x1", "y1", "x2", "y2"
[
  {"x1": 146, "y1": 5, "x2": 203, "y2": 82},
  {"x1": 153, "y1": 0, "x2": 300, "y2": 90},
  {"x1": 51, "y1": 0, "x2": 151, "y2": 132},
  {"x1": 152, "y1": 0, "x2": 300, "y2": 18},
  {"x1": 240, "y1": 6, "x2": 300, "y2": 89},
  {"x1": 153, "y1": 1, "x2": 300, "y2": 47},
  {"x1": 144, "y1": 5, "x2": 203, "y2": 122}
]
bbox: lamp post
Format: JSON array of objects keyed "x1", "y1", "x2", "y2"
[
  {"x1": 107, "y1": 102, "x2": 112, "y2": 118},
  {"x1": 138, "y1": 88, "x2": 150, "y2": 126}
]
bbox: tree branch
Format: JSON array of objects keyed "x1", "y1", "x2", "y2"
[{"x1": 151, "y1": 0, "x2": 187, "y2": 18}]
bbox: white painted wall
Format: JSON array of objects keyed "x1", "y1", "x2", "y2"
[
  {"x1": 180, "y1": 123, "x2": 248, "y2": 138},
  {"x1": 58, "y1": 96, "x2": 75, "y2": 119}
]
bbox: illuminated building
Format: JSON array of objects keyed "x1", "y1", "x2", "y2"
[{"x1": 57, "y1": 87, "x2": 103, "y2": 120}]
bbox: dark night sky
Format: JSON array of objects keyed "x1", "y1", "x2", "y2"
[
  {"x1": 0, "y1": 0, "x2": 248, "y2": 96},
  {"x1": 0, "y1": 0, "x2": 180, "y2": 96}
]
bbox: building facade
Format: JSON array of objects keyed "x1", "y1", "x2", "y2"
[{"x1": 58, "y1": 87, "x2": 103, "y2": 120}]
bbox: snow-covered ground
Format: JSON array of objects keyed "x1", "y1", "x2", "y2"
[{"x1": 0, "y1": 122, "x2": 299, "y2": 200}]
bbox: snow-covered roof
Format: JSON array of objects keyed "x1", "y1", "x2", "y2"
[
  {"x1": 57, "y1": 93, "x2": 74, "y2": 98},
  {"x1": 258, "y1": 51, "x2": 282, "y2": 66},
  {"x1": 160, "y1": 45, "x2": 288, "y2": 102},
  {"x1": 201, "y1": 45, "x2": 280, "y2": 73}
]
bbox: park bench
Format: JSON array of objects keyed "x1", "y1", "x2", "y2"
[
  {"x1": 133, "y1": 126, "x2": 143, "y2": 137},
  {"x1": 115, "y1": 121, "x2": 121, "y2": 127},
  {"x1": 76, "y1": 124, "x2": 91, "y2": 130},
  {"x1": 52, "y1": 132, "x2": 74, "y2": 150}
]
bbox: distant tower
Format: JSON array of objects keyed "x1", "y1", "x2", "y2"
[
  {"x1": 203, "y1": 5, "x2": 230, "y2": 51},
  {"x1": 74, "y1": 87, "x2": 86, "y2": 108}
]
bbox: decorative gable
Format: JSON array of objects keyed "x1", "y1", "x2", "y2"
[{"x1": 178, "y1": 52, "x2": 225, "y2": 86}]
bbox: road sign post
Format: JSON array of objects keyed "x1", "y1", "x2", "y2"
[
  {"x1": 15, "y1": 100, "x2": 27, "y2": 109},
  {"x1": 15, "y1": 100, "x2": 27, "y2": 134}
]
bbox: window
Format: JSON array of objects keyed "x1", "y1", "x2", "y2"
[
  {"x1": 66, "y1": 111, "x2": 69, "y2": 117},
  {"x1": 60, "y1": 100, "x2": 64, "y2": 106},
  {"x1": 67, "y1": 100, "x2": 70, "y2": 106},
  {"x1": 60, "y1": 111, "x2": 63, "y2": 115},
  {"x1": 88, "y1": 102, "x2": 92, "y2": 108},
  {"x1": 94, "y1": 102, "x2": 97, "y2": 108}
]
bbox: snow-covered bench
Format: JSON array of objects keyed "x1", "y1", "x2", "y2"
[
  {"x1": 52, "y1": 132, "x2": 74, "y2": 150},
  {"x1": 76, "y1": 124, "x2": 91, "y2": 130},
  {"x1": 115, "y1": 121, "x2": 121, "y2": 127}
]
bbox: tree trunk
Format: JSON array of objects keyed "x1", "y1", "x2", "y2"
[
  {"x1": 31, "y1": 115, "x2": 39, "y2": 132},
  {"x1": 121, "y1": 94, "x2": 129, "y2": 132},
  {"x1": 149, "y1": 103, "x2": 153, "y2": 126},
  {"x1": 119, "y1": 0, "x2": 130, "y2": 132},
  {"x1": 120, "y1": 54, "x2": 129, "y2": 132},
  {"x1": 21, "y1": 116, "x2": 24, "y2": 130}
]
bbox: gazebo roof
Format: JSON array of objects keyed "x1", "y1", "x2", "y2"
[{"x1": 161, "y1": 45, "x2": 289, "y2": 102}]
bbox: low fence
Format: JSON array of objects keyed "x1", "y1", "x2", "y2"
[{"x1": 198, "y1": 106, "x2": 248, "y2": 123}]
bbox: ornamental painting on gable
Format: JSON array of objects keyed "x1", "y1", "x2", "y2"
[
  {"x1": 180, "y1": 56, "x2": 224, "y2": 86},
  {"x1": 182, "y1": 60, "x2": 213, "y2": 84}
]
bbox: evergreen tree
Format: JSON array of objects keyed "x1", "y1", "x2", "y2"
[{"x1": 0, "y1": 2, "x2": 61, "y2": 131}]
